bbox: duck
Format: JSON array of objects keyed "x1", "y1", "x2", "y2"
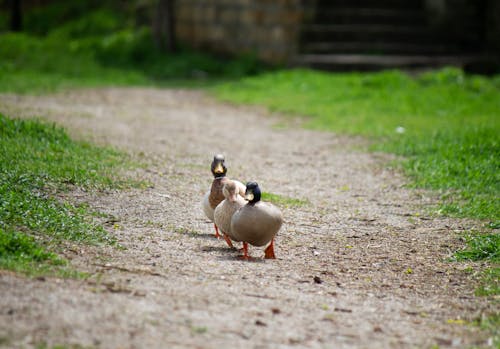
[
  {"x1": 202, "y1": 154, "x2": 245, "y2": 241},
  {"x1": 213, "y1": 180, "x2": 247, "y2": 248},
  {"x1": 231, "y1": 182, "x2": 283, "y2": 259}
]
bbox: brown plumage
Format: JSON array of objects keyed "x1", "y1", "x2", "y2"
[
  {"x1": 202, "y1": 154, "x2": 245, "y2": 242},
  {"x1": 208, "y1": 177, "x2": 230, "y2": 209}
]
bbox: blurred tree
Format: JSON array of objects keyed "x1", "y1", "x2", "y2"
[
  {"x1": 153, "y1": 0, "x2": 176, "y2": 52},
  {"x1": 10, "y1": 0, "x2": 22, "y2": 31}
]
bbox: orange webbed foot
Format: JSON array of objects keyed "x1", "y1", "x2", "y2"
[
  {"x1": 264, "y1": 239, "x2": 276, "y2": 259},
  {"x1": 239, "y1": 242, "x2": 252, "y2": 260}
]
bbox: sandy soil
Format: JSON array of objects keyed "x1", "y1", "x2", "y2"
[{"x1": 0, "y1": 88, "x2": 496, "y2": 349}]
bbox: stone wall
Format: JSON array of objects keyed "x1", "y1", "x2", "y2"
[
  {"x1": 174, "y1": 0, "x2": 498, "y2": 64},
  {"x1": 175, "y1": 0, "x2": 315, "y2": 63}
]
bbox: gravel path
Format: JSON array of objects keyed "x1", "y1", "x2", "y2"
[{"x1": 0, "y1": 88, "x2": 495, "y2": 349}]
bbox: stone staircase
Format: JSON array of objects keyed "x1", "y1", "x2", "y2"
[{"x1": 294, "y1": 0, "x2": 487, "y2": 70}]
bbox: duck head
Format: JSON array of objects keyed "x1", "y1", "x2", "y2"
[
  {"x1": 211, "y1": 154, "x2": 227, "y2": 178},
  {"x1": 222, "y1": 181, "x2": 240, "y2": 202},
  {"x1": 245, "y1": 181, "x2": 261, "y2": 204}
]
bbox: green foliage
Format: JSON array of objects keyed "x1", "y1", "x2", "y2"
[
  {"x1": 46, "y1": 9, "x2": 125, "y2": 39},
  {"x1": 0, "y1": 6, "x2": 267, "y2": 94},
  {"x1": 0, "y1": 113, "x2": 136, "y2": 276},
  {"x1": 22, "y1": 0, "x2": 128, "y2": 36},
  {"x1": 89, "y1": 27, "x2": 263, "y2": 80},
  {"x1": 214, "y1": 68, "x2": 500, "y2": 223}
]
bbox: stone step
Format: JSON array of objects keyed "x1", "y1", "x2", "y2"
[
  {"x1": 291, "y1": 54, "x2": 493, "y2": 71},
  {"x1": 301, "y1": 23, "x2": 483, "y2": 45},
  {"x1": 302, "y1": 24, "x2": 433, "y2": 43},
  {"x1": 301, "y1": 41, "x2": 461, "y2": 55},
  {"x1": 299, "y1": 1, "x2": 489, "y2": 68},
  {"x1": 314, "y1": 8, "x2": 427, "y2": 25},
  {"x1": 317, "y1": 0, "x2": 423, "y2": 10}
]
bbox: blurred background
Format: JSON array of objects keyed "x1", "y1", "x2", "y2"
[{"x1": 1, "y1": 0, "x2": 499, "y2": 76}]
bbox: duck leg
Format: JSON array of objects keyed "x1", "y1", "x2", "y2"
[
  {"x1": 213, "y1": 223, "x2": 221, "y2": 238},
  {"x1": 239, "y1": 242, "x2": 251, "y2": 260},
  {"x1": 264, "y1": 238, "x2": 276, "y2": 259},
  {"x1": 222, "y1": 233, "x2": 234, "y2": 248}
]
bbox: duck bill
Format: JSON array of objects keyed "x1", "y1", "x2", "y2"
[{"x1": 214, "y1": 163, "x2": 224, "y2": 174}]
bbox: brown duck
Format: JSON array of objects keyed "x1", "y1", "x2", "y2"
[{"x1": 202, "y1": 154, "x2": 245, "y2": 245}]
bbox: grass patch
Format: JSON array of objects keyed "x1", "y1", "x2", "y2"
[
  {"x1": 0, "y1": 113, "x2": 137, "y2": 276},
  {"x1": 214, "y1": 68, "x2": 500, "y2": 224},
  {"x1": 0, "y1": 228, "x2": 63, "y2": 274},
  {"x1": 454, "y1": 232, "x2": 499, "y2": 297},
  {"x1": 261, "y1": 192, "x2": 309, "y2": 208},
  {"x1": 454, "y1": 232, "x2": 500, "y2": 263},
  {"x1": 474, "y1": 267, "x2": 500, "y2": 297}
]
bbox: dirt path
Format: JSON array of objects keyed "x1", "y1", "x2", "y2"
[{"x1": 0, "y1": 88, "x2": 494, "y2": 349}]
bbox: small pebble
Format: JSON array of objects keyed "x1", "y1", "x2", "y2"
[{"x1": 255, "y1": 320, "x2": 267, "y2": 327}]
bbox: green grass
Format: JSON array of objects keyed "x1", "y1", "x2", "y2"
[
  {"x1": 0, "y1": 228, "x2": 66, "y2": 274},
  {"x1": 214, "y1": 68, "x2": 500, "y2": 224},
  {"x1": 475, "y1": 267, "x2": 500, "y2": 297},
  {"x1": 454, "y1": 232, "x2": 499, "y2": 297},
  {"x1": 455, "y1": 232, "x2": 500, "y2": 263},
  {"x1": 0, "y1": 113, "x2": 137, "y2": 276},
  {"x1": 262, "y1": 192, "x2": 309, "y2": 208}
]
